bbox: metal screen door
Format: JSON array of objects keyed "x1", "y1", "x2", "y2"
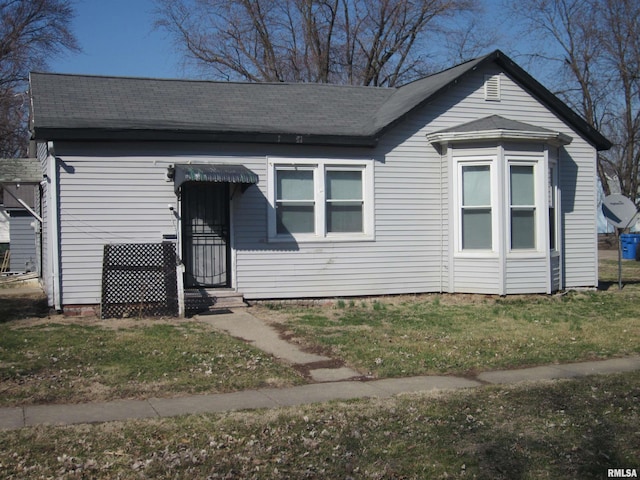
[{"x1": 182, "y1": 183, "x2": 230, "y2": 288}]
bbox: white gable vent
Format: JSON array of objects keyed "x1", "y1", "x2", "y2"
[{"x1": 484, "y1": 74, "x2": 501, "y2": 101}]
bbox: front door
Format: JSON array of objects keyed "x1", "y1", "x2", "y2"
[{"x1": 182, "y1": 183, "x2": 230, "y2": 288}]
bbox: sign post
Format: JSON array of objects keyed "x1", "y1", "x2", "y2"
[{"x1": 602, "y1": 194, "x2": 639, "y2": 289}]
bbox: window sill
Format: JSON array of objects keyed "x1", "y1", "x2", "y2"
[
  {"x1": 268, "y1": 233, "x2": 375, "y2": 244},
  {"x1": 507, "y1": 250, "x2": 547, "y2": 259},
  {"x1": 454, "y1": 251, "x2": 500, "y2": 259}
]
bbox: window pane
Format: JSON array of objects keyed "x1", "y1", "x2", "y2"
[
  {"x1": 511, "y1": 165, "x2": 534, "y2": 206},
  {"x1": 277, "y1": 170, "x2": 313, "y2": 200},
  {"x1": 276, "y1": 204, "x2": 314, "y2": 234},
  {"x1": 462, "y1": 209, "x2": 492, "y2": 249},
  {"x1": 511, "y1": 209, "x2": 535, "y2": 249},
  {"x1": 327, "y1": 202, "x2": 363, "y2": 233},
  {"x1": 327, "y1": 171, "x2": 362, "y2": 200},
  {"x1": 462, "y1": 165, "x2": 490, "y2": 206}
]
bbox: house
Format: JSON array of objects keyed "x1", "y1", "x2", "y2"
[
  {"x1": 28, "y1": 50, "x2": 611, "y2": 316},
  {"x1": 0, "y1": 158, "x2": 41, "y2": 273}
]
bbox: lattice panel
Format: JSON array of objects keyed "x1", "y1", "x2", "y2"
[{"x1": 101, "y1": 243, "x2": 178, "y2": 319}]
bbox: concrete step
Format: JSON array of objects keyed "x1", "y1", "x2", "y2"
[{"x1": 184, "y1": 289, "x2": 247, "y2": 315}]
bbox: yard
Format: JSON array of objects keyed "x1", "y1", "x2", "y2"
[{"x1": 0, "y1": 253, "x2": 638, "y2": 478}]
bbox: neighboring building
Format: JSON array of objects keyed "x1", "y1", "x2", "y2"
[
  {"x1": 0, "y1": 158, "x2": 41, "y2": 273},
  {"x1": 28, "y1": 50, "x2": 611, "y2": 315}
]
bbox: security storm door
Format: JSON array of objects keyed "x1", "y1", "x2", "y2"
[{"x1": 182, "y1": 183, "x2": 230, "y2": 288}]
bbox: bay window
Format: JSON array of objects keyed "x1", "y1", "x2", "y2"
[{"x1": 454, "y1": 154, "x2": 550, "y2": 255}]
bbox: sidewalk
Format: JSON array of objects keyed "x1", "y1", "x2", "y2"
[{"x1": 1, "y1": 356, "x2": 639, "y2": 430}]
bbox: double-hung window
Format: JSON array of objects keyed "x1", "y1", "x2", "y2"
[
  {"x1": 276, "y1": 168, "x2": 315, "y2": 234},
  {"x1": 269, "y1": 159, "x2": 372, "y2": 241},
  {"x1": 509, "y1": 164, "x2": 536, "y2": 250},
  {"x1": 326, "y1": 169, "x2": 363, "y2": 233},
  {"x1": 460, "y1": 163, "x2": 493, "y2": 250}
]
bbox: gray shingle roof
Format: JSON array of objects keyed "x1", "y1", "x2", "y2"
[
  {"x1": 0, "y1": 158, "x2": 41, "y2": 183},
  {"x1": 437, "y1": 114, "x2": 556, "y2": 134},
  {"x1": 28, "y1": 50, "x2": 611, "y2": 150}
]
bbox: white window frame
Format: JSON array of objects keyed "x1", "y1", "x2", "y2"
[
  {"x1": 453, "y1": 155, "x2": 498, "y2": 256},
  {"x1": 548, "y1": 158, "x2": 559, "y2": 254},
  {"x1": 267, "y1": 158, "x2": 374, "y2": 242},
  {"x1": 506, "y1": 156, "x2": 546, "y2": 255}
]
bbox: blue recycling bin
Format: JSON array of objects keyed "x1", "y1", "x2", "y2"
[{"x1": 620, "y1": 233, "x2": 640, "y2": 260}]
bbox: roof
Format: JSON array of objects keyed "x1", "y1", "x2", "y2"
[
  {"x1": 426, "y1": 115, "x2": 573, "y2": 146},
  {"x1": 29, "y1": 50, "x2": 611, "y2": 150},
  {"x1": 0, "y1": 158, "x2": 41, "y2": 183}
]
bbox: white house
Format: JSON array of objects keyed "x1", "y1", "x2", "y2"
[{"x1": 28, "y1": 50, "x2": 611, "y2": 316}]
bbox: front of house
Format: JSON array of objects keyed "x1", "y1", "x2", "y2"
[{"x1": 28, "y1": 50, "x2": 610, "y2": 315}]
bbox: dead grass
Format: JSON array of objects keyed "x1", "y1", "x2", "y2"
[{"x1": 0, "y1": 371, "x2": 637, "y2": 479}]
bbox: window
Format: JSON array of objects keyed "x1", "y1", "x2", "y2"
[
  {"x1": 269, "y1": 159, "x2": 372, "y2": 241},
  {"x1": 454, "y1": 155, "x2": 550, "y2": 255},
  {"x1": 276, "y1": 169, "x2": 315, "y2": 234},
  {"x1": 326, "y1": 170, "x2": 363, "y2": 233},
  {"x1": 510, "y1": 165, "x2": 536, "y2": 249},
  {"x1": 461, "y1": 164, "x2": 492, "y2": 250}
]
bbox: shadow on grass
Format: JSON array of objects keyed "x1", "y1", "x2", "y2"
[
  {"x1": 0, "y1": 293, "x2": 49, "y2": 323},
  {"x1": 467, "y1": 384, "x2": 631, "y2": 479},
  {"x1": 598, "y1": 280, "x2": 640, "y2": 291}
]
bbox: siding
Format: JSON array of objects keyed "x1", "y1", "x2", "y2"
[
  {"x1": 505, "y1": 257, "x2": 548, "y2": 294},
  {"x1": 452, "y1": 257, "x2": 501, "y2": 293},
  {"x1": 48, "y1": 62, "x2": 599, "y2": 305},
  {"x1": 9, "y1": 212, "x2": 36, "y2": 272}
]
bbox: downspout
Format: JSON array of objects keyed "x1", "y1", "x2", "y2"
[
  {"x1": 439, "y1": 144, "x2": 444, "y2": 293},
  {"x1": 47, "y1": 141, "x2": 62, "y2": 312}
]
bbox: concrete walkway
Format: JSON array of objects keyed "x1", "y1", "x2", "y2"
[
  {"x1": 196, "y1": 310, "x2": 362, "y2": 382},
  {"x1": 1, "y1": 307, "x2": 639, "y2": 430},
  {"x1": 1, "y1": 356, "x2": 638, "y2": 430}
]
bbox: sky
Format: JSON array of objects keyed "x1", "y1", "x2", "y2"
[
  {"x1": 50, "y1": 0, "x2": 182, "y2": 78},
  {"x1": 49, "y1": 0, "x2": 512, "y2": 80}
]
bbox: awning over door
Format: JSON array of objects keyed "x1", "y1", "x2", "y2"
[{"x1": 173, "y1": 164, "x2": 259, "y2": 192}]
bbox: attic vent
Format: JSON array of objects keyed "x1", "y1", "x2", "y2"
[{"x1": 484, "y1": 74, "x2": 501, "y2": 101}]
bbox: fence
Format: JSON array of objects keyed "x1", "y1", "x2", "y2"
[{"x1": 101, "y1": 243, "x2": 178, "y2": 319}]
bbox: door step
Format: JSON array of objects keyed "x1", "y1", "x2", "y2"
[{"x1": 184, "y1": 288, "x2": 247, "y2": 315}]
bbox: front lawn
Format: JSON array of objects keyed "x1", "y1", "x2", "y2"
[
  {"x1": 0, "y1": 317, "x2": 305, "y2": 406},
  {"x1": 254, "y1": 256, "x2": 640, "y2": 378}
]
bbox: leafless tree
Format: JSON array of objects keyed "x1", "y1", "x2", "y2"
[
  {"x1": 155, "y1": 0, "x2": 479, "y2": 87},
  {"x1": 0, "y1": 0, "x2": 78, "y2": 158},
  {"x1": 509, "y1": 0, "x2": 640, "y2": 202}
]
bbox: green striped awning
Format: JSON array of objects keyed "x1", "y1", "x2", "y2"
[{"x1": 174, "y1": 164, "x2": 259, "y2": 192}]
